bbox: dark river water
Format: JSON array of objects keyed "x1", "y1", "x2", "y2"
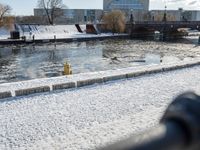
[{"x1": 0, "y1": 38, "x2": 199, "y2": 83}]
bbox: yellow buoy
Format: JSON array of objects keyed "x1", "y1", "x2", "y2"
[{"x1": 64, "y1": 62, "x2": 72, "y2": 75}]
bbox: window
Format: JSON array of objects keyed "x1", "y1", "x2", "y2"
[{"x1": 108, "y1": 0, "x2": 144, "y2": 10}]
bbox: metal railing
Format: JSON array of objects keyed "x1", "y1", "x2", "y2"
[
  {"x1": 127, "y1": 21, "x2": 200, "y2": 25},
  {"x1": 98, "y1": 92, "x2": 200, "y2": 150}
]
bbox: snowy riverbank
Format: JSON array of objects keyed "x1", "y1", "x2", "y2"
[
  {"x1": 0, "y1": 25, "x2": 82, "y2": 40},
  {"x1": 0, "y1": 24, "x2": 128, "y2": 41},
  {"x1": 0, "y1": 63, "x2": 200, "y2": 149}
]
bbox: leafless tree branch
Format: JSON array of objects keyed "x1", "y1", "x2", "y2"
[
  {"x1": 37, "y1": 0, "x2": 65, "y2": 25},
  {"x1": 0, "y1": 3, "x2": 11, "y2": 22}
]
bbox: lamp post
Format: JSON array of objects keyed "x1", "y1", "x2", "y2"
[
  {"x1": 163, "y1": 5, "x2": 167, "y2": 22},
  {"x1": 129, "y1": 9, "x2": 134, "y2": 37},
  {"x1": 162, "y1": 1, "x2": 167, "y2": 40},
  {"x1": 130, "y1": 9, "x2": 134, "y2": 23}
]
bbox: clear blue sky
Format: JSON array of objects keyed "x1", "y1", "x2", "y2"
[{"x1": 0, "y1": 0, "x2": 200, "y2": 16}]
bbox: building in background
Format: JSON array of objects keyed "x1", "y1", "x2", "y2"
[
  {"x1": 182, "y1": 11, "x2": 200, "y2": 21},
  {"x1": 33, "y1": 0, "x2": 151, "y2": 24},
  {"x1": 33, "y1": 2, "x2": 200, "y2": 24},
  {"x1": 103, "y1": 0, "x2": 150, "y2": 21},
  {"x1": 34, "y1": 9, "x2": 103, "y2": 24},
  {"x1": 103, "y1": 0, "x2": 149, "y2": 11},
  {"x1": 150, "y1": 9, "x2": 200, "y2": 21},
  {"x1": 150, "y1": 10, "x2": 182, "y2": 21}
]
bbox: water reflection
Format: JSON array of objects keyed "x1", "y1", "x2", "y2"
[{"x1": 0, "y1": 39, "x2": 199, "y2": 83}]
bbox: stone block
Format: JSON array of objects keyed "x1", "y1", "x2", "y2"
[
  {"x1": 52, "y1": 82, "x2": 76, "y2": 91},
  {"x1": 77, "y1": 78, "x2": 103, "y2": 87},
  {"x1": 103, "y1": 74, "x2": 126, "y2": 82},
  {"x1": 196, "y1": 61, "x2": 200, "y2": 65},
  {"x1": 175, "y1": 63, "x2": 188, "y2": 69},
  {"x1": 162, "y1": 65, "x2": 179, "y2": 71},
  {"x1": 186, "y1": 61, "x2": 200, "y2": 67},
  {"x1": 126, "y1": 71, "x2": 146, "y2": 78},
  {"x1": 15, "y1": 86, "x2": 50, "y2": 96},
  {"x1": 43, "y1": 39, "x2": 50, "y2": 43},
  {"x1": 146, "y1": 67, "x2": 163, "y2": 74},
  {"x1": 0, "y1": 91, "x2": 12, "y2": 99}
]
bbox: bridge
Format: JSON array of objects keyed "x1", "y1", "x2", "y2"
[{"x1": 126, "y1": 21, "x2": 200, "y2": 39}]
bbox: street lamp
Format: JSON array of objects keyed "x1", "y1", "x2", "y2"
[
  {"x1": 162, "y1": 1, "x2": 167, "y2": 40},
  {"x1": 130, "y1": 9, "x2": 134, "y2": 23},
  {"x1": 163, "y1": 5, "x2": 167, "y2": 22}
]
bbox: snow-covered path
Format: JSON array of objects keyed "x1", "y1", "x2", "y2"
[{"x1": 0, "y1": 66, "x2": 200, "y2": 150}]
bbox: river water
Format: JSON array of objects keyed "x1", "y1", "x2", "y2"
[{"x1": 0, "y1": 38, "x2": 199, "y2": 83}]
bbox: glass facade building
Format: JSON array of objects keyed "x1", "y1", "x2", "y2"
[
  {"x1": 103, "y1": 0, "x2": 149, "y2": 11},
  {"x1": 103, "y1": 0, "x2": 149, "y2": 21}
]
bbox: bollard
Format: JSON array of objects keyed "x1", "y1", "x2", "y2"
[
  {"x1": 63, "y1": 62, "x2": 72, "y2": 75},
  {"x1": 98, "y1": 92, "x2": 200, "y2": 150},
  {"x1": 54, "y1": 35, "x2": 56, "y2": 42},
  {"x1": 32, "y1": 35, "x2": 35, "y2": 42},
  {"x1": 198, "y1": 36, "x2": 200, "y2": 44}
]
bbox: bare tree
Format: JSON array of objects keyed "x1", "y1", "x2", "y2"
[
  {"x1": 102, "y1": 10, "x2": 126, "y2": 34},
  {"x1": 37, "y1": 0, "x2": 65, "y2": 25},
  {"x1": 0, "y1": 3, "x2": 11, "y2": 23},
  {"x1": 2, "y1": 16, "x2": 14, "y2": 29}
]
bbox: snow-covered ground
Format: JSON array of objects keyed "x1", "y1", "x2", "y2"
[
  {"x1": 16, "y1": 24, "x2": 85, "y2": 40},
  {"x1": 0, "y1": 25, "x2": 126, "y2": 40},
  {"x1": 0, "y1": 65, "x2": 200, "y2": 150}
]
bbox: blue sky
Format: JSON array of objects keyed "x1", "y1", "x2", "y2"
[{"x1": 0, "y1": 0, "x2": 200, "y2": 16}]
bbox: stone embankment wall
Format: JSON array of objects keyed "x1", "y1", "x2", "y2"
[{"x1": 0, "y1": 60, "x2": 200, "y2": 100}]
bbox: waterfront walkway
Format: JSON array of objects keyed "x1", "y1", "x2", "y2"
[{"x1": 0, "y1": 65, "x2": 200, "y2": 149}]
